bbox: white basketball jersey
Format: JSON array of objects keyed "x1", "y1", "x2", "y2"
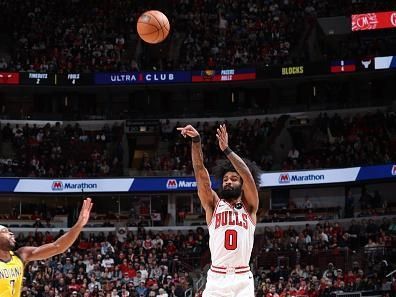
[{"x1": 208, "y1": 199, "x2": 256, "y2": 267}]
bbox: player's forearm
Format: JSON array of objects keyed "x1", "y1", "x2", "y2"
[
  {"x1": 192, "y1": 140, "x2": 212, "y2": 189},
  {"x1": 192, "y1": 141, "x2": 205, "y2": 171},
  {"x1": 53, "y1": 224, "x2": 83, "y2": 253},
  {"x1": 25, "y1": 224, "x2": 83, "y2": 260},
  {"x1": 225, "y1": 150, "x2": 253, "y2": 181}
]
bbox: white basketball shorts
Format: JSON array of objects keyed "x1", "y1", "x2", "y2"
[{"x1": 202, "y1": 268, "x2": 254, "y2": 297}]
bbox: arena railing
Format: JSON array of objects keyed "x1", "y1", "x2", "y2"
[{"x1": 3, "y1": 214, "x2": 395, "y2": 233}]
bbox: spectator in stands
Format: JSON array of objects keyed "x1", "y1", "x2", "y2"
[
  {"x1": 303, "y1": 196, "x2": 313, "y2": 209},
  {"x1": 288, "y1": 146, "x2": 300, "y2": 162},
  {"x1": 101, "y1": 241, "x2": 115, "y2": 255},
  {"x1": 306, "y1": 209, "x2": 317, "y2": 221},
  {"x1": 157, "y1": 288, "x2": 168, "y2": 297},
  {"x1": 345, "y1": 190, "x2": 354, "y2": 218},
  {"x1": 32, "y1": 218, "x2": 44, "y2": 228}
]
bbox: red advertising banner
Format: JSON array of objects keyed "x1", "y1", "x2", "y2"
[
  {"x1": 352, "y1": 11, "x2": 396, "y2": 31},
  {"x1": 0, "y1": 72, "x2": 20, "y2": 84}
]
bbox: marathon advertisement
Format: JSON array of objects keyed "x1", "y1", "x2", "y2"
[
  {"x1": 19, "y1": 72, "x2": 55, "y2": 86},
  {"x1": 0, "y1": 72, "x2": 20, "y2": 85},
  {"x1": 130, "y1": 177, "x2": 219, "y2": 192},
  {"x1": 352, "y1": 11, "x2": 396, "y2": 32},
  {"x1": 0, "y1": 165, "x2": 395, "y2": 192},
  {"x1": 94, "y1": 71, "x2": 191, "y2": 85},
  {"x1": 13, "y1": 179, "x2": 135, "y2": 193},
  {"x1": 191, "y1": 68, "x2": 256, "y2": 82},
  {"x1": 4, "y1": 177, "x2": 220, "y2": 193},
  {"x1": 56, "y1": 73, "x2": 93, "y2": 86},
  {"x1": 260, "y1": 168, "x2": 361, "y2": 187},
  {"x1": 260, "y1": 164, "x2": 396, "y2": 187}
]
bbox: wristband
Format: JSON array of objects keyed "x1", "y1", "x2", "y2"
[
  {"x1": 223, "y1": 147, "x2": 233, "y2": 156},
  {"x1": 192, "y1": 135, "x2": 201, "y2": 143}
]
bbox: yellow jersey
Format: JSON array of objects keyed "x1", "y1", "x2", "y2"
[{"x1": 0, "y1": 251, "x2": 24, "y2": 297}]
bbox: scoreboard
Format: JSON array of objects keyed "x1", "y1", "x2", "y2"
[
  {"x1": 20, "y1": 73, "x2": 55, "y2": 85},
  {"x1": 56, "y1": 73, "x2": 92, "y2": 85},
  {"x1": 0, "y1": 57, "x2": 394, "y2": 87}
]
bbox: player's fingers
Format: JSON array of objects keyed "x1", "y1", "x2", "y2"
[{"x1": 185, "y1": 131, "x2": 196, "y2": 137}]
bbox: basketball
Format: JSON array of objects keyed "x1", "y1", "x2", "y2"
[{"x1": 137, "y1": 10, "x2": 170, "y2": 44}]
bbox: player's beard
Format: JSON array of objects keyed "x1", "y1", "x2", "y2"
[{"x1": 220, "y1": 185, "x2": 242, "y2": 201}]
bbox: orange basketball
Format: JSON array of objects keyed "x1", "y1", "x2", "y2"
[{"x1": 137, "y1": 10, "x2": 170, "y2": 44}]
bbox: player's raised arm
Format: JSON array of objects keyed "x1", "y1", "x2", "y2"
[
  {"x1": 17, "y1": 198, "x2": 93, "y2": 263},
  {"x1": 216, "y1": 124, "x2": 259, "y2": 214},
  {"x1": 177, "y1": 125, "x2": 218, "y2": 212}
]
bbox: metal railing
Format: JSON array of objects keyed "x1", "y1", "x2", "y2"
[
  {"x1": 195, "y1": 275, "x2": 206, "y2": 293},
  {"x1": 332, "y1": 293, "x2": 361, "y2": 297},
  {"x1": 184, "y1": 288, "x2": 192, "y2": 297}
]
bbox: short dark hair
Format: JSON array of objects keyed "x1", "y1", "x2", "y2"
[{"x1": 212, "y1": 158, "x2": 261, "y2": 189}]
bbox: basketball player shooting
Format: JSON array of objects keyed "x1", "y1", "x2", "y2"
[
  {"x1": 177, "y1": 124, "x2": 260, "y2": 297},
  {"x1": 0, "y1": 198, "x2": 93, "y2": 297}
]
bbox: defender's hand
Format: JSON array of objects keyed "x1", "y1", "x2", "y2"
[{"x1": 76, "y1": 198, "x2": 93, "y2": 227}]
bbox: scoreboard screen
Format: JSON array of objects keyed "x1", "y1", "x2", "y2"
[
  {"x1": 19, "y1": 73, "x2": 55, "y2": 85},
  {"x1": 0, "y1": 72, "x2": 20, "y2": 84},
  {"x1": 191, "y1": 69, "x2": 256, "y2": 82},
  {"x1": 56, "y1": 73, "x2": 92, "y2": 85}
]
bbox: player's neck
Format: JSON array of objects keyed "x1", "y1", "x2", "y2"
[{"x1": 0, "y1": 249, "x2": 11, "y2": 261}]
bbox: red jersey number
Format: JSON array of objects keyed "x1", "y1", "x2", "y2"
[{"x1": 224, "y1": 229, "x2": 237, "y2": 250}]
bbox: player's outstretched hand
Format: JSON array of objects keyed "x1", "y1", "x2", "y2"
[
  {"x1": 177, "y1": 125, "x2": 199, "y2": 138},
  {"x1": 76, "y1": 198, "x2": 93, "y2": 228},
  {"x1": 216, "y1": 124, "x2": 229, "y2": 151}
]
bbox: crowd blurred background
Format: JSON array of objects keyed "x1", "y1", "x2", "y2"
[{"x1": 0, "y1": 0, "x2": 395, "y2": 296}]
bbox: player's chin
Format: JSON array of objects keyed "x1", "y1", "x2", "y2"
[{"x1": 9, "y1": 240, "x2": 16, "y2": 249}]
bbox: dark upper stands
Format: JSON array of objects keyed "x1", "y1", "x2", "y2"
[
  {"x1": 314, "y1": 0, "x2": 396, "y2": 62},
  {"x1": 3, "y1": 0, "x2": 394, "y2": 71}
]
